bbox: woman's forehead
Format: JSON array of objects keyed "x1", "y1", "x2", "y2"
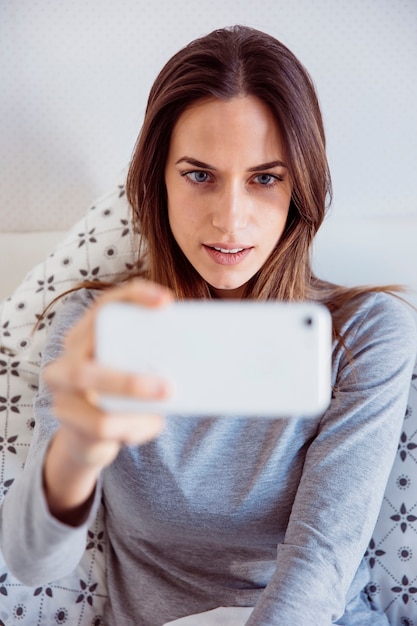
[{"x1": 168, "y1": 96, "x2": 286, "y2": 167}]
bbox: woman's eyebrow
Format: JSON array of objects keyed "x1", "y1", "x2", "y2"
[
  {"x1": 175, "y1": 157, "x2": 287, "y2": 172},
  {"x1": 175, "y1": 157, "x2": 217, "y2": 170},
  {"x1": 247, "y1": 160, "x2": 287, "y2": 172}
]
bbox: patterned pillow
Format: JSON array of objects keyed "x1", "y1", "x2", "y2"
[
  {"x1": 0, "y1": 169, "x2": 416, "y2": 626},
  {"x1": 0, "y1": 169, "x2": 136, "y2": 626},
  {"x1": 364, "y1": 370, "x2": 417, "y2": 626}
]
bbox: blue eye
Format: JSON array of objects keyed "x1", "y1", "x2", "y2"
[
  {"x1": 184, "y1": 171, "x2": 210, "y2": 183},
  {"x1": 255, "y1": 173, "x2": 278, "y2": 186}
]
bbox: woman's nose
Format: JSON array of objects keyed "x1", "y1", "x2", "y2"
[{"x1": 211, "y1": 184, "x2": 249, "y2": 233}]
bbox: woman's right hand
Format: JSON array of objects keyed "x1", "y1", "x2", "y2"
[{"x1": 42, "y1": 278, "x2": 173, "y2": 524}]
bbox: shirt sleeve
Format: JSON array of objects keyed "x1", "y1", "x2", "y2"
[
  {"x1": 0, "y1": 290, "x2": 103, "y2": 587},
  {"x1": 246, "y1": 293, "x2": 417, "y2": 626}
]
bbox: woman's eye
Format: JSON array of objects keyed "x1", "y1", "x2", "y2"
[
  {"x1": 254, "y1": 173, "x2": 279, "y2": 186},
  {"x1": 184, "y1": 171, "x2": 210, "y2": 183}
]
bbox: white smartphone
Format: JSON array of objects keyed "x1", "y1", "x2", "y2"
[{"x1": 95, "y1": 300, "x2": 332, "y2": 417}]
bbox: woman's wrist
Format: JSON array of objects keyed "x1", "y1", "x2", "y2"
[{"x1": 43, "y1": 428, "x2": 105, "y2": 526}]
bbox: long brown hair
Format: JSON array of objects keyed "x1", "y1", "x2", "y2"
[
  {"x1": 43, "y1": 26, "x2": 402, "y2": 342},
  {"x1": 127, "y1": 25, "x2": 329, "y2": 300},
  {"x1": 125, "y1": 25, "x2": 401, "y2": 339}
]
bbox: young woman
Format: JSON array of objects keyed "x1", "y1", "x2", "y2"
[{"x1": 1, "y1": 25, "x2": 416, "y2": 626}]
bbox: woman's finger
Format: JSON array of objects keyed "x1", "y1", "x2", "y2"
[
  {"x1": 63, "y1": 278, "x2": 173, "y2": 360},
  {"x1": 44, "y1": 357, "x2": 172, "y2": 400},
  {"x1": 52, "y1": 389, "x2": 165, "y2": 446},
  {"x1": 43, "y1": 278, "x2": 174, "y2": 397}
]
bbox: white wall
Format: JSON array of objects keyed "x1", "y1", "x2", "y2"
[
  {"x1": 1, "y1": 1, "x2": 416, "y2": 304},
  {"x1": 1, "y1": 0, "x2": 417, "y2": 234}
]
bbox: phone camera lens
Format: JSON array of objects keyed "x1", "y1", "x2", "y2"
[{"x1": 304, "y1": 317, "x2": 313, "y2": 327}]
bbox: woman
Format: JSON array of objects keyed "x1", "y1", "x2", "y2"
[{"x1": 0, "y1": 25, "x2": 415, "y2": 626}]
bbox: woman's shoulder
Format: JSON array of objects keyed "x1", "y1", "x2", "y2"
[
  {"x1": 53, "y1": 287, "x2": 96, "y2": 329},
  {"x1": 351, "y1": 291, "x2": 416, "y2": 333},
  {"x1": 41, "y1": 288, "x2": 98, "y2": 363},
  {"x1": 339, "y1": 290, "x2": 417, "y2": 363}
]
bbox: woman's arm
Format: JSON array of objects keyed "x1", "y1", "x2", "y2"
[
  {"x1": 42, "y1": 279, "x2": 172, "y2": 524},
  {"x1": 246, "y1": 293, "x2": 417, "y2": 625},
  {"x1": 0, "y1": 279, "x2": 172, "y2": 584}
]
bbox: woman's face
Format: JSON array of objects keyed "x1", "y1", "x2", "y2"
[{"x1": 164, "y1": 96, "x2": 292, "y2": 298}]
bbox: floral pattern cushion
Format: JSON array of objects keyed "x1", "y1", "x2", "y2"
[
  {"x1": 365, "y1": 372, "x2": 417, "y2": 626},
  {"x1": 0, "y1": 170, "x2": 416, "y2": 625},
  {"x1": 0, "y1": 170, "x2": 135, "y2": 626}
]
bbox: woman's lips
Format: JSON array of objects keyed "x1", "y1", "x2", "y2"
[{"x1": 203, "y1": 244, "x2": 252, "y2": 265}]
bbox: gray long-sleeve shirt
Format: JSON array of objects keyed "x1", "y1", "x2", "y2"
[{"x1": 1, "y1": 290, "x2": 416, "y2": 625}]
